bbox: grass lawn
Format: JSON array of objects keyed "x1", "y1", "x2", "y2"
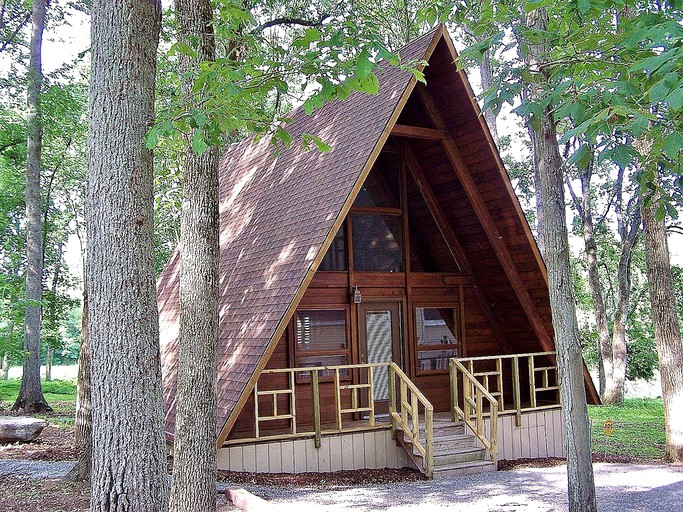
[
  {"x1": 0, "y1": 378, "x2": 77, "y2": 406},
  {"x1": 588, "y1": 398, "x2": 666, "y2": 459}
]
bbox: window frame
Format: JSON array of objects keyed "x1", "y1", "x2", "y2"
[
  {"x1": 413, "y1": 304, "x2": 461, "y2": 375},
  {"x1": 292, "y1": 306, "x2": 351, "y2": 382}
]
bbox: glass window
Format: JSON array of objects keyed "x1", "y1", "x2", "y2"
[
  {"x1": 296, "y1": 310, "x2": 347, "y2": 351},
  {"x1": 352, "y1": 213, "x2": 404, "y2": 272},
  {"x1": 319, "y1": 224, "x2": 348, "y2": 271},
  {"x1": 295, "y1": 309, "x2": 349, "y2": 379},
  {"x1": 353, "y1": 153, "x2": 401, "y2": 208},
  {"x1": 414, "y1": 307, "x2": 460, "y2": 374}
]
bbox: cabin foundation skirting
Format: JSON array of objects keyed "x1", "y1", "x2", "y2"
[
  {"x1": 481, "y1": 409, "x2": 566, "y2": 460},
  {"x1": 217, "y1": 430, "x2": 417, "y2": 473}
]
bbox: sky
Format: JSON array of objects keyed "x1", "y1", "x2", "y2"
[{"x1": 42, "y1": 9, "x2": 683, "y2": 286}]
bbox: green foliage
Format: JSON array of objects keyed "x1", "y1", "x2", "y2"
[
  {"x1": 588, "y1": 399, "x2": 665, "y2": 459},
  {"x1": 0, "y1": 378, "x2": 77, "y2": 404},
  {"x1": 453, "y1": 1, "x2": 683, "y2": 215}
]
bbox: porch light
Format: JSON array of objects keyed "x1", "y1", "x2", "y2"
[{"x1": 352, "y1": 286, "x2": 362, "y2": 304}]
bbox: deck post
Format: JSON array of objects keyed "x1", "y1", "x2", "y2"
[
  {"x1": 388, "y1": 364, "x2": 397, "y2": 439},
  {"x1": 425, "y1": 406, "x2": 434, "y2": 478},
  {"x1": 528, "y1": 355, "x2": 537, "y2": 409},
  {"x1": 489, "y1": 400, "x2": 499, "y2": 462},
  {"x1": 449, "y1": 359, "x2": 458, "y2": 422},
  {"x1": 311, "y1": 370, "x2": 321, "y2": 448},
  {"x1": 512, "y1": 356, "x2": 522, "y2": 427},
  {"x1": 254, "y1": 381, "x2": 260, "y2": 438},
  {"x1": 476, "y1": 387, "x2": 483, "y2": 437},
  {"x1": 334, "y1": 369, "x2": 342, "y2": 430}
]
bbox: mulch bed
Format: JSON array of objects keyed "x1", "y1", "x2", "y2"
[
  {"x1": 0, "y1": 423, "x2": 80, "y2": 461},
  {"x1": 217, "y1": 467, "x2": 427, "y2": 488}
]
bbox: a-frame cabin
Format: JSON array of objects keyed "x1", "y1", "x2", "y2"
[{"x1": 158, "y1": 26, "x2": 599, "y2": 479}]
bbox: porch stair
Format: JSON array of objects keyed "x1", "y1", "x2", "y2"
[{"x1": 396, "y1": 415, "x2": 497, "y2": 479}]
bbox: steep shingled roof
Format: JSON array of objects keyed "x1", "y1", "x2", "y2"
[
  {"x1": 158, "y1": 25, "x2": 600, "y2": 445},
  {"x1": 159, "y1": 28, "x2": 442, "y2": 442}
]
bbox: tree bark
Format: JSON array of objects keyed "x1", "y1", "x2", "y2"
[
  {"x1": 478, "y1": 49, "x2": 500, "y2": 146},
  {"x1": 641, "y1": 195, "x2": 683, "y2": 463},
  {"x1": 66, "y1": 282, "x2": 91, "y2": 482},
  {"x1": 169, "y1": 1, "x2": 219, "y2": 511},
  {"x1": 13, "y1": 0, "x2": 50, "y2": 414},
  {"x1": 525, "y1": 8, "x2": 597, "y2": 511},
  {"x1": 87, "y1": 1, "x2": 167, "y2": 510},
  {"x1": 1, "y1": 352, "x2": 8, "y2": 380},
  {"x1": 578, "y1": 162, "x2": 614, "y2": 402}
]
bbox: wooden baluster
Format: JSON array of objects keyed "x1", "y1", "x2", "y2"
[
  {"x1": 463, "y1": 374, "x2": 471, "y2": 424},
  {"x1": 311, "y1": 370, "x2": 321, "y2": 448},
  {"x1": 476, "y1": 386, "x2": 483, "y2": 437},
  {"x1": 411, "y1": 392, "x2": 419, "y2": 438},
  {"x1": 254, "y1": 381, "x2": 260, "y2": 438},
  {"x1": 528, "y1": 355, "x2": 537, "y2": 409},
  {"x1": 290, "y1": 370, "x2": 297, "y2": 434},
  {"x1": 388, "y1": 364, "x2": 397, "y2": 438},
  {"x1": 334, "y1": 368, "x2": 342, "y2": 430},
  {"x1": 496, "y1": 357, "x2": 504, "y2": 411},
  {"x1": 368, "y1": 366, "x2": 376, "y2": 427},
  {"x1": 401, "y1": 379, "x2": 408, "y2": 426},
  {"x1": 450, "y1": 359, "x2": 458, "y2": 422},
  {"x1": 512, "y1": 356, "x2": 522, "y2": 427}
]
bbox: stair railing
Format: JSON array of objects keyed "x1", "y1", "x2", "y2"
[
  {"x1": 449, "y1": 358, "x2": 499, "y2": 461},
  {"x1": 388, "y1": 362, "x2": 434, "y2": 478}
]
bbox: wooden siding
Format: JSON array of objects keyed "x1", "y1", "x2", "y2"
[{"x1": 218, "y1": 430, "x2": 415, "y2": 473}]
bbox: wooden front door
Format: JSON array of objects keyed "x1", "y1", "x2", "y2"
[{"x1": 358, "y1": 301, "x2": 403, "y2": 414}]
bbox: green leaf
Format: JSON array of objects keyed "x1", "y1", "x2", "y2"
[
  {"x1": 191, "y1": 129, "x2": 208, "y2": 155},
  {"x1": 567, "y1": 144, "x2": 591, "y2": 169},
  {"x1": 667, "y1": 86, "x2": 683, "y2": 110},
  {"x1": 571, "y1": 102, "x2": 586, "y2": 125},
  {"x1": 577, "y1": 0, "x2": 592, "y2": 13},
  {"x1": 274, "y1": 126, "x2": 292, "y2": 148},
  {"x1": 631, "y1": 114, "x2": 649, "y2": 138},
  {"x1": 524, "y1": 0, "x2": 552, "y2": 13},
  {"x1": 663, "y1": 131, "x2": 683, "y2": 160},
  {"x1": 355, "y1": 48, "x2": 374, "y2": 79}
]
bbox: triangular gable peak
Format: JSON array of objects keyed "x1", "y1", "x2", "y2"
[{"x1": 158, "y1": 26, "x2": 598, "y2": 447}]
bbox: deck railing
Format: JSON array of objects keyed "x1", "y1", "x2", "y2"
[
  {"x1": 388, "y1": 362, "x2": 434, "y2": 477},
  {"x1": 449, "y1": 359, "x2": 499, "y2": 460},
  {"x1": 450, "y1": 351, "x2": 560, "y2": 427},
  {"x1": 237, "y1": 362, "x2": 435, "y2": 474}
]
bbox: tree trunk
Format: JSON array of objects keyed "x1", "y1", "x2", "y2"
[
  {"x1": 46, "y1": 345, "x2": 52, "y2": 381},
  {"x1": 641, "y1": 197, "x2": 683, "y2": 463},
  {"x1": 578, "y1": 164, "x2": 614, "y2": 402},
  {"x1": 87, "y1": 1, "x2": 167, "y2": 510},
  {"x1": 525, "y1": 8, "x2": 597, "y2": 511},
  {"x1": 478, "y1": 49, "x2": 499, "y2": 146},
  {"x1": 45, "y1": 242, "x2": 64, "y2": 384},
  {"x1": 169, "y1": 2, "x2": 219, "y2": 511},
  {"x1": 67, "y1": 282, "x2": 91, "y2": 482},
  {"x1": 1, "y1": 352, "x2": 9, "y2": 380},
  {"x1": 13, "y1": 0, "x2": 50, "y2": 414}
]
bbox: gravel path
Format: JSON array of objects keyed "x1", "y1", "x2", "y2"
[
  {"x1": 1, "y1": 460, "x2": 681, "y2": 511},
  {"x1": 235, "y1": 463, "x2": 683, "y2": 512}
]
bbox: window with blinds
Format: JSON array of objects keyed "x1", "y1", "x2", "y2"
[{"x1": 295, "y1": 309, "x2": 349, "y2": 378}]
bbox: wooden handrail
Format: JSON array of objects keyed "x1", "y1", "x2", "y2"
[
  {"x1": 450, "y1": 358, "x2": 498, "y2": 461},
  {"x1": 388, "y1": 363, "x2": 434, "y2": 478},
  {"x1": 452, "y1": 352, "x2": 560, "y2": 426}
]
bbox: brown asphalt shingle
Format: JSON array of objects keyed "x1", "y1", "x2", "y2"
[{"x1": 159, "y1": 29, "x2": 439, "y2": 439}]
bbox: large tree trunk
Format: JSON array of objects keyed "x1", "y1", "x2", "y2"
[
  {"x1": 13, "y1": 0, "x2": 50, "y2": 414},
  {"x1": 67, "y1": 282, "x2": 91, "y2": 482},
  {"x1": 525, "y1": 8, "x2": 597, "y2": 511},
  {"x1": 87, "y1": 1, "x2": 167, "y2": 510},
  {"x1": 641, "y1": 197, "x2": 683, "y2": 463},
  {"x1": 169, "y1": 2, "x2": 219, "y2": 511}
]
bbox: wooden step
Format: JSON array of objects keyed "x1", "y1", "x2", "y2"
[
  {"x1": 433, "y1": 446, "x2": 486, "y2": 465},
  {"x1": 432, "y1": 460, "x2": 497, "y2": 479},
  {"x1": 431, "y1": 433, "x2": 476, "y2": 449}
]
